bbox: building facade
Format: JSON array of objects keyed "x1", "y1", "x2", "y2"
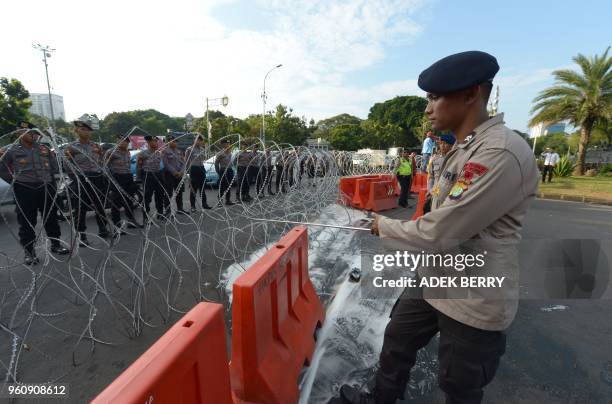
[{"x1": 28, "y1": 93, "x2": 65, "y2": 121}]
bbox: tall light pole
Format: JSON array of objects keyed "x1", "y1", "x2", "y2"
[
  {"x1": 261, "y1": 64, "x2": 282, "y2": 144},
  {"x1": 32, "y1": 43, "x2": 56, "y2": 134},
  {"x1": 205, "y1": 95, "x2": 229, "y2": 141}
]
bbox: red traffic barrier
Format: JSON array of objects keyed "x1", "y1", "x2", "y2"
[
  {"x1": 352, "y1": 177, "x2": 376, "y2": 209},
  {"x1": 411, "y1": 188, "x2": 428, "y2": 220},
  {"x1": 92, "y1": 303, "x2": 233, "y2": 404},
  {"x1": 230, "y1": 226, "x2": 324, "y2": 404},
  {"x1": 378, "y1": 174, "x2": 400, "y2": 196},
  {"x1": 410, "y1": 172, "x2": 427, "y2": 193},
  {"x1": 338, "y1": 176, "x2": 358, "y2": 206},
  {"x1": 365, "y1": 180, "x2": 399, "y2": 212}
]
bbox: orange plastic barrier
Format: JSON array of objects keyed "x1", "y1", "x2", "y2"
[
  {"x1": 92, "y1": 303, "x2": 233, "y2": 404},
  {"x1": 352, "y1": 177, "x2": 376, "y2": 209},
  {"x1": 365, "y1": 180, "x2": 399, "y2": 212},
  {"x1": 230, "y1": 226, "x2": 324, "y2": 404},
  {"x1": 410, "y1": 172, "x2": 427, "y2": 193},
  {"x1": 378, "y1": 174, "x2": 400, "y2": 196},
  {"x1": 411, "y1": 188, "x2": 428, "y2": 220},
  {"x1": 338, "y1": 176, "x2": 358, "y2": 206}
]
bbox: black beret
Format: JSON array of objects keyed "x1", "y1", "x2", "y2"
[
  {"x1": 117, "y1": 134, "x2": 130, "y2": 142},
  {"x1": 418, "y1": 51, "x2": 499, "y2": 94},
  {"x1": 166, "y1": 134, "x2": 176, "y2": 141},
  {"x1": 17, "y1": 121, "x2": 37, "y2": 129},
  {"x1": 221, "y1": 138, "x2": 231, "y2": 144},
  {"x1": 144, "y1": 135, "x2": 155, "y2": 141}
]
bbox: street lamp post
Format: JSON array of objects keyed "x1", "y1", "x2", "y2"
[
  {"x1": 32, "y1": 43, "x2": 56, "y2": 134},
  {"x1": 261, "y1": 64, "x2": 283, "y2": 144},
  {"x1": 205, "y1": 95, "x2": 229, "y2": 141}
]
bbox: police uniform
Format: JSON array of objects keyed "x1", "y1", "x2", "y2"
[
  {"x1": 341, "y1": 51, "x2": 539, "y2": 404},
  {"x1": 66, "y1": 121, "x2": 110, "y2": 239},
  {"x1": 0, "y1": 123, "x2": 70, "y2": 263},
  {"x1": 214, "y1": 141, "x2": 234, "y2": 205},
  {"x1": 185, "y1": 140, "x2": 211, "y2": 210},
  {"x1": 396, "y1": 154, "x2": 413, "y2": 208},
  {"x1": 427, "y1": 134, "x2": 456, "y2": 193},
  {"x1": 248, "y1": 145, "x2": 261, "y2": 192},
  {"x1": 162, "y1": 136, "x2": 186, "y2": 214},
  {"x1": 137, "y1": 139, "x2": 166, "y2": 220},
  {"x1": 235, "y1": 146, "x2": 252, "y2": 201},
  {"x1": 275, "y1": 150, "x2": 286, "y2": 193},
  {"x1": 104, "y1": 138, "x2": 139, "y2": 228},
  {"x1": 256, "y1": 150, "x2": 274, "y2": 196}
]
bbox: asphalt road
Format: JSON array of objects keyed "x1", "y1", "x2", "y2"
[{"x1": 0, "y1": 195, "x2": 611, "y2": 403}]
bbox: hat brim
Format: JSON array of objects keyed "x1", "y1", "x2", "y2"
[{"x1": 73, "y1": 121, "x2": 93, "y2": 130}]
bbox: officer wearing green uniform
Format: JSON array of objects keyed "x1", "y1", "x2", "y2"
[
  {"x1": 341, "y1": 51, "x2": 539, "y2": 404},
  {"x1": 396, "y1": 150, "x2": 413, "y2": 208},
  {"x1": 0, "y1": 122, "x2": 70, "y2": 264}
]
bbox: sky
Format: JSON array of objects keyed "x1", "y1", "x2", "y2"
[{"x1": 2, "y1": 0, "x2": 610, "y2": 133}]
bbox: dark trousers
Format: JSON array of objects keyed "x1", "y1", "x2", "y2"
[
  {"x1": 236, "y1": 166, "x2": 250, "y2": 200},
  {"x1": 375, "y1": 295, "x2": 505, "y2": 404},
  {"x1": 69, "y1": 173, "x2": 108, "y2": 233},
  {"x1": 256, "y1": 166, "x2": 273, "y2": 195},
  {"x1": 218, "y1": 167, "x2": 234, "y2": 202},
  {"x1": 163, "y1": 171, "x2": 184, "y2": 211},
  {"x1": 14, "y1": 182, "x2": 62, "y2": 252},
  {"x1": 110, "y1": 174, "x2": 137, "y2": 225},
  {"x1": 189, "y1": 166, "x2": 208, "y2": 208},
  {"x1": 542, "y1": 165, "x2": 553, "y2": 182},
  {"x1": 143, "y1": 172, "x2": 165, "y2": 216},
  {"x1": 397, "y1": 175, "x2": 412, "y2": 207},
  {"x1": 275, "y1": 166, "x2": 285, "y2": 193}
]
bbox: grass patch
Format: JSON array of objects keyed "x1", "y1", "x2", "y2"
[{"x1": 539, "y1": 176, "x2": 612, "y2": 201}]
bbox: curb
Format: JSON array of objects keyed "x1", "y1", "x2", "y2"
[{"x1": 537, "y1": 192, "x2": 612, "y2": 206}]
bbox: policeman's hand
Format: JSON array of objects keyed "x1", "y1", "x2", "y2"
[{"x1": 371, "y1": 214, "x2": 380, "y2": 236}]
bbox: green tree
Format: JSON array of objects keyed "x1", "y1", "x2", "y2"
[
  {"x1": 0, "y1": 78, "x2": 32, "y2": 139},
  {"x1": 529, "y1": 47, "x2": 612, "y2": 175},
  {"x1": 328, "y1": 123, "x2": 365, "y2": 150},
  {"x1": 368, "y1": 95, "x2": 428, "y2": 147}
]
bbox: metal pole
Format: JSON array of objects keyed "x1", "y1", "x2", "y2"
[
  {"x1": 206, "y1": 97, "x2": 210, "y2": 141},
  {"x1": 262, "y1": 64, "x2": 282, "y2": 144},
  {"x1": 251, "y1": 217, "x2": 372, "y2": 232}
]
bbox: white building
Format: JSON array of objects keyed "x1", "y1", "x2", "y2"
[{"x1": 28, "y1": 93, "x2": 65, "y2": 121}]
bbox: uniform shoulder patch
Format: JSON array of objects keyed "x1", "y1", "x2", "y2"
[{"x1": 448, "y1": 161, "x2": 489, "y2": 201}]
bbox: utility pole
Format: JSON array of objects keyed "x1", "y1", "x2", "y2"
[
  {"x1": 33, "y1": 43, "x2": 57, "y2": 134},
  {"x1": 262, "y1": 64, "x2": 282, "y2": 144}
]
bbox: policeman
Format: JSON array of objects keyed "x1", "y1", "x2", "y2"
[
  {"x1": 0, "y1": 122, "x2": 70, "y2": 264},
  {"x1": 256, "y1": 148, "x2": 275, "y2": 197},
  {"x1": 341, "y1": 51, "x2": 539, "y2": 404},
  {"x1": 248, "y1": 142, "x2": 261, "y2": 191},
  {"x1": 427, "y1": 134, "x2": 456, "y2": 195},
  {"x1": 65, "y1": 118, "x2": 110, "y2": 245},
  {"x1": 275, "y1": 149, "x2": 286, "y2": 193},
  {"x1": 104, "y1": 134, "x2": 142, "y2": 233},
  {"x1": 185, "y1": 135, "x2": 212, "y2": 212},
  {"x1": 137, "y1": 135, "x2": 166, "y2": 221},
  {"x1": 396, "y1": 149, "x2": 413, "y2": 208},
  {"x1": 162, "y1": 134, "x2": 187, "y2": 215},
  {"x1": 214, "y1": 139, "x2": 235, "y2": 206},
  {"x1": 235, "y1": 141, "x2": 252, "y2": 202}
]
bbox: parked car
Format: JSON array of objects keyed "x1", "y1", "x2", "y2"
[{"x1": 0, "y1": 178, "x2": 14, "y2": 205}]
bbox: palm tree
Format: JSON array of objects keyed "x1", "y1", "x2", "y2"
[{"x1": 529, "y1": 47, "x2": 611, "y2": 175}]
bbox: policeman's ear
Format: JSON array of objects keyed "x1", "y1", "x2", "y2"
[{"x1": 463, "y1": 85, "x2": 481, "y2": 106}]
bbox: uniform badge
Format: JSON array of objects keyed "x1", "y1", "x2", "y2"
[
  {"x1": 432, "y1": 185, "x2": 440, "y2": 197},
  {"x1": 448, "y1": 162, "x2": 489, "y2": 200},
  {"x1": 18, "y1": 158, "x2": 27, "y2": 166}
]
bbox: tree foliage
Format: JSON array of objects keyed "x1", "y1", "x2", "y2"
[
  {"x1": 530, "y1": 47, "x2": 611, "y2": 175},
  {"x1": 368, "y1": 95, "x2": 428, "y2": 147},
  {"x1": 0, "y1": 77, "x2": 32, "y2": 138}
]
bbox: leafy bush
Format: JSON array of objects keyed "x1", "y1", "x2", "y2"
[
  {"x1": 553, "y1": 156, "x2": 575, "y2": 177},
  {"x1": 599, "y1": 163, "x2": 612, "y2": 176}
]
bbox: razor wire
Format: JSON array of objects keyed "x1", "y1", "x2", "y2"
[{"x1": 0, "y1": 128, "x2": 398, "y2": 385}]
